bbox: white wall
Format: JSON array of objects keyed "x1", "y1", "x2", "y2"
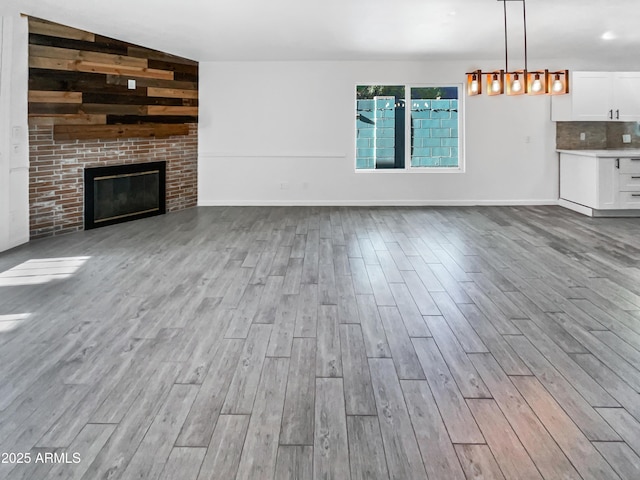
[
  {"x1": 0, "y1": 15, "x2": 29, "y2": 253},
  {"x1": 198, "y1": 61, "x2": 558, "y2": 206}
]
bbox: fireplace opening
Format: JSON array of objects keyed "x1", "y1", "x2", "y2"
[{"x1": 84, "y1": 162, "x2": 166, "y2": 230}]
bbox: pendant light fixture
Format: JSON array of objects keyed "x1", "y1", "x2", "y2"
[{"x1": 466, "y1": 0, "x2": 569, "y2": 97}]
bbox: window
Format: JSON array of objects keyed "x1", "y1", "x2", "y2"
[{"x1": 356, "y1": 85, "x2": 461, "y2": 171}]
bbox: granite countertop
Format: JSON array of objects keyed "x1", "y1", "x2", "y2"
[{"x1": 557, "y1": 149, "x2": 640, "y2": 157}]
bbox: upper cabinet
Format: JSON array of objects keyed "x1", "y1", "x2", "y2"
[
  {"x1": 551, "y1": 72, "x2": 640, "y2": 121},
  {"x1": 614, "y1": 72, "x2": 640, "y2": 121}
]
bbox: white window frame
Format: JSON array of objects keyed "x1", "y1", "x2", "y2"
[{"x1": 355, "y1": 83, "x2": 465, "y2": 174}]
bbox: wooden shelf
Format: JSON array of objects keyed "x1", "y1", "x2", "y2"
[{"x1": 53, "y1": 124, "x2": 190, "y2": 141}]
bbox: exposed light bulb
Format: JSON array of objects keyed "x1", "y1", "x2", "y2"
[
  {"x1": 512, "y1": 74, "x2": 522, "y2": 93},
  {"x1": 470, "y1": 78, "x2": 479, "y2": 93},
  {"x1": 491, "y1": 75, "x2": 501, "y2": 93},
  {"x1": 531, "y1": 74, "x2": 542, "y2": 92},
  {"x1": 552, "y1": 76, "x2": 564, "y2": 92}
]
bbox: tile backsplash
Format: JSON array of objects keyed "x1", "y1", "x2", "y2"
[{"x1": 557, "y1": 121, "x2": 640, "y2": 149}]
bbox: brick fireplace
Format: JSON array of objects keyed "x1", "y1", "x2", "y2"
[{"x1": 28, "y1": 124, "x2": 197, "y2": 239}]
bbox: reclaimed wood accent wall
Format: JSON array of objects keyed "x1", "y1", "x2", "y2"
[{"x1": 28, "y1": 17, "x2": 198, "y2": 140}]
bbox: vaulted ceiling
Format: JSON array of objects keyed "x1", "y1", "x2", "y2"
[{"x1": 4, "y1": 0, "x2": 640, "y2": 68}]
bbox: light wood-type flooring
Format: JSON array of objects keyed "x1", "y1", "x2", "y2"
[{"x1": 1, "y1": 205, "x2": 640, "y2": 480}]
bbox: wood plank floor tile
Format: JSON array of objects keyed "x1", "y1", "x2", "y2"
[
  {"x1": 412, "y1": 338, "x2": 484, "y2": 443},
  {"x1": 294, "y1": 283, "x2": 318, "y2": 337},
  {"x1": 596, "y1": 408, "x2": 640, "y2": 457},
  {"x1": 274, "y1": 446, "x2": 313, "y2": 480},
  {"x1": 506, "y1": 335, "x2": 620, "y2": 441},
  {"x1": 349, "y1": 257, "x2": 373, "y2": 295},
  {"x1": 267, "y1": 294, "x2": 298, "y2": 357},
  {"x1": 253, "y1": 276, "x2": 285, "y2": 324},
  {"x1": 221, "y1": 324, "x2": 272, "y2": 415},
  {"x1": 236, "y1": 357, "x2": 289, "y2": 480},
  {"x1": 593, "y1": 442, "x2": 640, "y2": 480},
  {"x1": 313, "y1": 378, "x2": 350, "y2": 480},
  {"x1": 346, "y1": 416, "x2": 389, "y2": 480},
  {"x1": 340, "y1": 324, "x2": 376, "y2": 415},
  {"x1": 388, "y1": 282, "x2": 431, "y2": 337},
  {"x1": 44, "y1": 424, "x2": 116, "y2": 480},
  {"x1": 513, "y1": 319, "x2": 619, "y2": 407},
  {"x1": 432, "y1": 291, "x2": 489, "y2": 353},
  {"x1": 401, "y1": 380, "x2": 466, "y2": 480},
  {"x1": 379, "y1": 306, "x2": 425, "y2": 380},
  {"x1": 335, "y1": 274, "x2": 359, "y2": 324},
  {"x1": 366, "y1": 263, "x2": 396, "y2": 306},
  {"x1": 375, "y1": 250, "x2": 404, "y2": 284},
  {"x1": 460, "y1": 282, "x2": 521, "y2": 335},
  {"x1": 280, "y1": 338, "x2": 316, "y2": 445},
  {"x1": 355, "y1": 295, "x2": 391, "y2": 358},
  {"x1": 197, "y1": 415, "x2": 250, "y2": 480},
  {"x1": 512, "y1": 376, "x2": 621, "y2": 480},
  {"x1": 368, "y1": 359, "x2": 428, "y2": 480},
  {"x1": 2, "y1": 206, "x2": 640, "y2": 480},
  {"x1": 121, "y1": 384, "x2": 199, "y2": 480},
  {"x1": 316, "y1": 305, "x2": 343, "y2": 378},
  {"x1": 467, "y1": 399, "x2": 542, "y2": 480},
  {"x1": 424, "y1": 315, "x2": 491, "y2": 397},
  {"x1": 455, "y1": 444, "x2": 506, "y2": 480},
  {"x1": 458, "y1": 303, "x2": 531, "y2": 375},
  {"x1": 549, "y1": 312, "x2": 640, "y2": 391},
  {"x1": 224, "y1": 284, "x2": 264, "y2": 339},
  {"x1": 177, "y1": 339, "x2": 245, "y2": 446},
  {"x1": 469, "y1": 353, "x2": 582, "y2": 480},
  {"x1": 401, "y1": 270, "x2": 440, "y2": 316},
  {"x1": 572, "y1": 353, "x2": 640, "y2": 421}
]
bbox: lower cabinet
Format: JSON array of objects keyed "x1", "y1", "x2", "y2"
[{"x1": 559, "y1": 152, "x2": 640, "y2": 215}]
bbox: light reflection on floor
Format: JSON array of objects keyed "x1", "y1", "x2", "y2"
[
  {"x1": 0, "y1": 256, "x2": 91, "y2": 287},
  {"x1": 0, "y1": 313, "x2": 32, "y2": 333}
]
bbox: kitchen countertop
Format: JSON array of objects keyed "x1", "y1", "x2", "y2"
[{"x1": 557, "y1": 149, "x2": 640, "y2": 157}]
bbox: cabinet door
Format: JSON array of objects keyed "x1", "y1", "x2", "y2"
[
  {"x1": 560, "y1": 154, "x2": 598, "y2": 207},
  {"x1": 571, "y1": 72, "x2": 613, "y2": 121},
  {"x1": 613, "y1": 72, "x2": 640, "y2": 121},
  {"x1": 596, "y1": 157, "x2": 619, "y2": 209}
]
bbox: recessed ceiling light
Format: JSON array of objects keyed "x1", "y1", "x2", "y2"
[{"x1": 601, "y1": 31, "x2": 617, "y2": 40}]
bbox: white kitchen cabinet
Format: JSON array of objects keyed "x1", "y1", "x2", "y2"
[
  {"x1": 558, "y1": 150, "x2": 640, "y2": 216},
  {"x1": 552, "y1": 72, "x2": 640, "y2": 121}
]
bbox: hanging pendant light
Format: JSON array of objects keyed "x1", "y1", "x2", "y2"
[
  {"x1": 467, "y1": 69, "x2": 482, "y2": 95},
  {"x1": 527, "y1": 70, "x2": 549, "y2": 95},
  {"x1": 548, "y1": 70, "x2": 570, "y2": 95},
  {"x1": 465, "y1": 0, "x2": 569, "y2": 96},
  {"x1": 507, "y1": 70, "x2": 527, "y2": 95},
  {"x1": 488, "y1": 70, "x2": 505, "y2": 96}
]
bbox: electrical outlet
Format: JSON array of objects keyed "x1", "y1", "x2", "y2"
[
  {"x1": 280, "y1": 182, "x2": 289, "y2": 190},
  {"x1": 580, "y1": 132, "x2": 586, "y2": 141},
  {"x1": 623, "y1": 134, "x2": 631, "y2": 143}
]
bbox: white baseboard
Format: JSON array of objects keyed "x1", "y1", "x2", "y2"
[
  {"x1": 198, "y1": 199, "x2": 560, "y2": 207},
  {"x1": 558, "y1": 199, "x2": 593, "y2": 216}
]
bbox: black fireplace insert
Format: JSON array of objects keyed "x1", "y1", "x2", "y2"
[{"x1": 84, "y1": 162, "x2": 166, "y2": 230}]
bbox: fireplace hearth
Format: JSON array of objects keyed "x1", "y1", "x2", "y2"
[{"x1": 84, "y1": 162, "x2": 166, "y2": 230}]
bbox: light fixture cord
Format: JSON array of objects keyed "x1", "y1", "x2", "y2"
[
  {"x1": 523, "y1": 0, "x2": 528, "y2": 72},
  {"x1": 503, "y1": 0, "x2": 508, "y2": 72}
]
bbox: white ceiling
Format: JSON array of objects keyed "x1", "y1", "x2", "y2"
[{"x1": 5, "y1": 0, "x2": 640, "y2": 67}]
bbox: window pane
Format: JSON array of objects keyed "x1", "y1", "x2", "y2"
[
  {"x1": 356, "y1": 85, "x2": 405, "y2": 169},
  {"x1": 410, "y1": 87, "x2": 459, "y2": 168}
]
